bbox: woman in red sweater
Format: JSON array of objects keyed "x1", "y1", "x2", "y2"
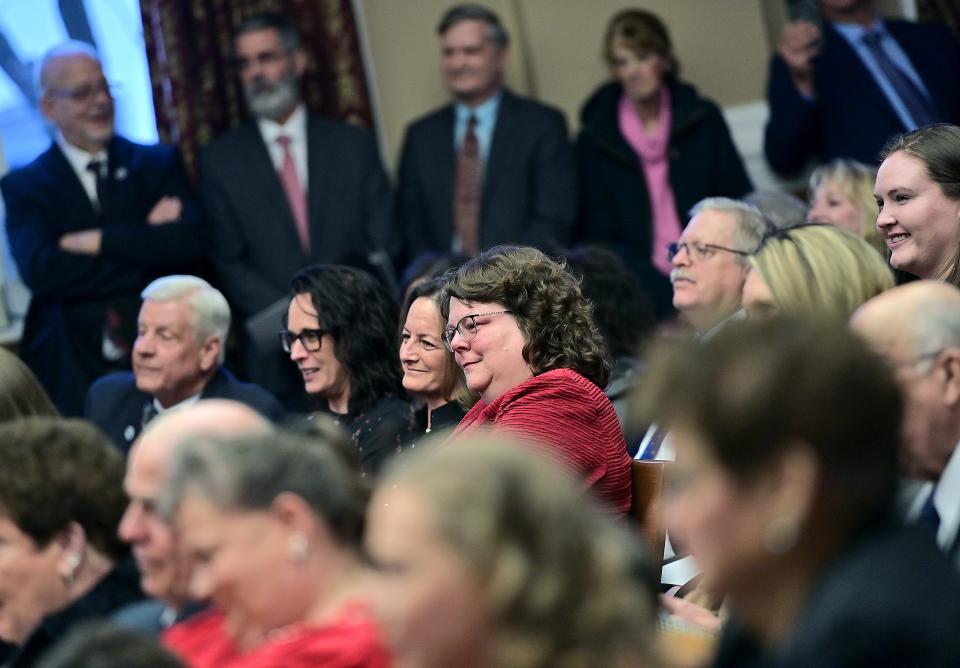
[{"x1": 442, "y1": 245, "x2": 633, "y2": 513}]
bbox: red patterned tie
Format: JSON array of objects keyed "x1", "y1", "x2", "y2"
[
  {"x1": 453, "y1": 116, "x2": 480, "y2": 255},
  {"x1": 276, "y1": 135, "x2": 310, "y2": 254}
]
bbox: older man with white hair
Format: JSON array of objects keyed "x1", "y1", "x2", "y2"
[
  {"x1": 669, "y1": 197, "x2": 768, "y2": 336},
  {"x1": 85, "y1": 275, "x2": 283, "y2": 452},
  {"x1": 851, "y1": 281, "x2": 960, "y2": 568}
]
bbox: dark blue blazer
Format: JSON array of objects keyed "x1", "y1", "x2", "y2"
[
  {"x1": 199, "y1": 116, "x2": 395, "y2": 320},
  {"x1": 764, "y1": 19, "x2": 960, "y2": 175},
  {"x1": 396, "y1": 89, "x2": 576, "y2": 261},
  {"x1": 84, "y1": 367, "x2": 284, "y2": 454},
  {"x1": 713, "y1": 519, "x2": 960, "y2": 668},
  {"x1": 0, "y1": 136, "x2": 203, "y2": 416}
]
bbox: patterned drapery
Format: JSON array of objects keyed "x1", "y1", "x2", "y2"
[{"x1": 139, "y1": 0, "x2": 374, "y2": 180}]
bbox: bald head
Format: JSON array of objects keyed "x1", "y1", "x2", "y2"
[
  {"x1": 851, "y1": 281, "x2": 960, "y2": 358},
  {"x1": 851, "y1": 281, "x2": 960, "y2": 481},
  {"x1": 135, "y1": 399, "x2": 272, "y2": 464},
  {"x1": 119, "y1": 400, "x2": 272, "y2": 606}
]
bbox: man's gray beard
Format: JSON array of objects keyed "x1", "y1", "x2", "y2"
[{"x1": 244, "y1": 74, "x2": 300, "y2": 121}]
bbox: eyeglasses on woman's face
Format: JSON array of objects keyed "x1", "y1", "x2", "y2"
[
  {"x1": 278, "y1": 328, "x2": 330, "y2": 353},
  {"x1": 441, "y1": 311, "x2": 512, "y2": 352}
]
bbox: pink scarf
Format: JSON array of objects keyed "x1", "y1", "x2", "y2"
[{"x1": 618, "y1": 88, "x2": 683, "y2": 276}]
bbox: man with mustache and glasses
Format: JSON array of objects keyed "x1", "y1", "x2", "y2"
[
  {"x1": 669, "y1": 198, "x2": 768, "y2": 337},
  {"x1": 396, "y1": 4, "x2": 575, "y2": 263},
  {"x1": 199, "y1": 12, "x2": 394, "y2": 407},
  {"x1": 0, "y1": 41, "x2": 202, "y2": 417},
  {"x1": 637, "y1": 197, "x2": 768, "y2": 603}
]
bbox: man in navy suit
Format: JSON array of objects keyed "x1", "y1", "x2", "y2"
[
  {"x1": 852, "y1": 281, "x2": 960, "y2": 570},
  {"x1": 85, "y1": 276, "x2": 282, "y2": 453},
  {"x1": 114, "y1": 400, "x2": 273, "y2": 635},
  {"x1": 200, "y1": 12, "x2": 394, "y2": 403},
  {"x1": 0, "y1": 41, "x2": 203, "y2": 416},
  {"x1": 396, "y1": 4, "x2": 575, "y2": 263},
  {"x1": 765, "y1": 0, "x2": 960, "y2": 175}
]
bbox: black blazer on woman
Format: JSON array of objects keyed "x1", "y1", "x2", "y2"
[
  {"x1": 713, "y1": 519, "x2": 960, "y2": 668},
  {"x1": 575, "y1": 80, "x2": 751, "y2": 317}
]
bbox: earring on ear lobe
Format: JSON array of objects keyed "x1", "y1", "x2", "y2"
[
  {"x1": 62, "y1": 553, "x2": 82, "y2": 586},
  {"x1": 763, "y1": 516, "x2": 799, "y2": 555},
  {"x1": 288, "y1": 533, "x2": 309, "y2": 563}
]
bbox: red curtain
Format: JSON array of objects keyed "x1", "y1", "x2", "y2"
[{"x1": 140, "y1": 0, "x2": 375, "y2": 180}]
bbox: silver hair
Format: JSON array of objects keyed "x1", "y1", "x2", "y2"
[
  {"x1": 157, "y1": 429, "x2": 365, "y2": 548},
  {"x1": 913, "y1": 300, "x2": 960, "y2": 360},
  {"x1": 141, "y1": 276, "x2": 231, "y2": 365},
  {"x1": 688, "y1": 197, "x2": 770, "y2": 263},
  {"x1": 742, "y1": 190, "x2": 809, "y2": 230},
  {"x1": 437, "y1": 4, "x2": 510, "y2": 49},
  {"x1": 36, "y1": 40, "x2": 101, "y2": 96}
]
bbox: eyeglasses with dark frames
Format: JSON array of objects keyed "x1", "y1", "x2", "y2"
[
  {"x1": 666, "y1": 241, "x2": 752, "y2": 263},
  {"x1": 441, "y1": 311, "x2": 512, "y2": 352},
  {"x1": 279, "y1": 328, "x2": 330, "y2": 353}
]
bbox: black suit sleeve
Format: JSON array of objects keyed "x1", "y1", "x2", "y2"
[
  {"x1": 198, "y1": 151, "x2": 286, "y2": 317},
  {"x1": 1, "y1": 174, "x2": 144, "y2": 299},
  {"x1": 358, "y1": 131, "x2": 399, "y2": 263},
  {"x1": 99, "y1": 147, "x2": 203, "y2": 266},
  {"x1": 396, "y1": 126, "x2": 425, "y2": 262},
  {"x1": 526, "y1": 110, "x2": 576, "y2": 246},
  {"x1": 764, "y1": 55, "x2": 820, "y2": 176}
]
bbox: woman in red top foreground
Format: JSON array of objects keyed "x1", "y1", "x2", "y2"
[
  {"x1": 442, "y1": 245, "x2": 633, "y2": 513},
  {"x1": 160, "y1": 429, "x2": 389, "y2": 668}
]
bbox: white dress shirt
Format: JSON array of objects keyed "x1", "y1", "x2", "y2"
[
  {"x1": 257, "y1": 104, "x2": 309, "y2": 189},
  {"x1": 909, "y1": 442, "x2": 960, "y2": 554},
  {"x1": 56, "y1": 133, "x2": 107, "y2": 207}
]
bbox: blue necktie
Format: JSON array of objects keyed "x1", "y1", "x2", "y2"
[
  {"x1": 861, "y1": 31, "x2": 939, "y2": 128},
  {"x1": 917, "y1": 489, "x2": 941, "y2": 540},
  {"x1": 637, "y1": 425, "x2": 667, "y2": 461}
]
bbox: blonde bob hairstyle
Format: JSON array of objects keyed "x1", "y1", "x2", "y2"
[
  {"x1": 378, "y1": 437, "x2": 654, "y2": 668},
  {"x1": 749, "y1": 224, "x2": 894, "y2": 319},
  {"x1": 808, "y1": 159, "x2": 884, "y2": 255}
]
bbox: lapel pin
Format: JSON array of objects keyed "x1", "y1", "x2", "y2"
[
  {"x1": 115, "y1": 167, "x2": 129, "y2": 181},
  {"x1": 124, "y1": 425, "x2": 136, "y2": 441}
]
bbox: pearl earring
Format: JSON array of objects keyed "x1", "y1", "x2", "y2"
[{"x1": 288, "y1": 533, "x2": 309, "y2": 563}]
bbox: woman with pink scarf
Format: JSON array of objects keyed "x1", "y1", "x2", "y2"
[{"x1": 575, "y1": 8, "x2": 752, "y2": 318}]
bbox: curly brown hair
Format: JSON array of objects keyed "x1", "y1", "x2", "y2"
[
  {"x1": 0, "y1": 418, "x2": 127, "y2": 559},
  {"x1": 441, "y1": 246, "x2": 611, "y2": 388}
]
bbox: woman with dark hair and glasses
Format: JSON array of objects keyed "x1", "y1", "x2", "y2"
[
  {"x1": 442, "y1": 246, "x2": 632, "y2": 514},
  {"x1": 282, "y1": 265, "x2": 412, "y2": 475},
  {"x1": 742, "y1": 223, "x2": 894, "y2": 320}
]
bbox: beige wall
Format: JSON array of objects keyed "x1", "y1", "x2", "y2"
[{"x1": 358, "y1": 0, "x2": 772, "y2": 173}]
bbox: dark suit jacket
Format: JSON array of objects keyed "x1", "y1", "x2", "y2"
[
  {"x1": 765, "y1": 19, "x2": 960, "y2": 175},
  {"x1": 200, "y1": 116, "x2": 394, "y2": 320},
  {"x1": 397, "y1": 89, "x2": 576, "y2": 260},
  {"x1": 713, "y1": 519, "x2": 960, "y2": 668},
  {"x1": 84, "y1": 367, "x2": 284, "y2": 454},
  {"x1": 0, "y1": 137, "x2": 202, "y2": 417}
]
